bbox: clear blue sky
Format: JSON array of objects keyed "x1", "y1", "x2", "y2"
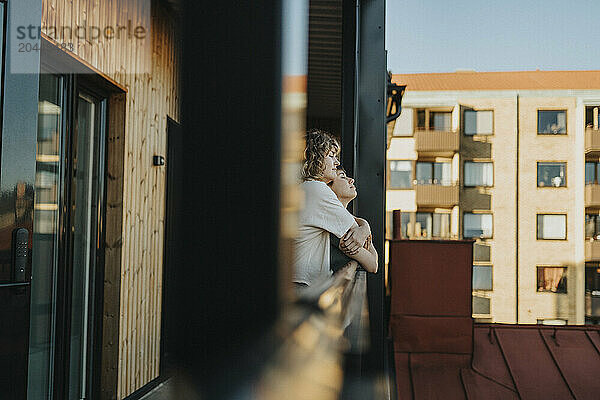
[{"x1": 386, "y1": 0, "x2": 600, "y2": 73}]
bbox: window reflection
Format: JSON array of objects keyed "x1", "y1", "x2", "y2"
[
  {"x1": 538, "y1": 110, "x2": 566, "y2": 134},
  {"x1": 416, "y1": 161, "x2": 452, "y2": 185},
  {"x1": 389, "y1": 160, "x2": 412, "y2": 189},
  {"x1": 28, "y1": 74, "x2": 63, "y2": 399},
  {"x1": 537, "y1": 162, "x2": 566, "y2": 187}
]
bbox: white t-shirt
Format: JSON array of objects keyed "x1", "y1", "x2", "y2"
[{"x1": 293, "y1": 180, "x2": 356, "y2": 285}]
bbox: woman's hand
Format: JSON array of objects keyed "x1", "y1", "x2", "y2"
[
  {"x1": 340, "y1": 224, "x2": 370, "y2": 255},
  {"x1": 339, "y1": 233, "x2": 378, "y2": 274}
]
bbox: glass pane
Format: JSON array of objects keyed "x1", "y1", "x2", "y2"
[
  {"x1": 401, "y1": 212, "x2": 412, "y2": 238},
  {"x1": 537, "y1": 163, "x2": 566, "y2": 187},
  {"x1": 415, "y1": 212, "x2": 432, "y2": 238},
  {"x1": 464, "y1": 110, "x2": 493, "y2": 135},
  {"x1": 390, "y1": 160, "x2": 412, "y2": 189},
  {"x1": 430, "y1": 112, "x2": 451, "y2": 131},
  {"x1": 537, "y1": 214, "x2": 566, "y2": 240},
  {"x1": 537, "y1": 267, "x2": 567, "y2": 293},
  {"x1": 538, "y1": 319, "x2": 567, "y2": 326},
  {"x1": 464, "y1": 213, "x2": 492, "y2": 238},
  {"x1": 473, "y1": 265, "x2": 493, "y2": 290},
  {"x1": 586, "y1": 162, "x2": 596, "y2": 184},
  {"x1": 416, "y1": 162, "x2": 432, "y2": 184},
  {"x1": 28, "y1": 73, "x2": 63, "y2": 400},
  {"x1": 465, "y1": 162, "x2": 493, "y2": 187},
  {"x1": 433, "y1": 162, "x2": 452, "y2": 185},
  {"x1": 69, "y1": 95, "x2": 100, "y2": 399},
  {"x1": 432, "y1": 213, "x2": 450, "y2": 238},
  {"x1": 585, "y1": 214, "x2": 598, "y2": 239},
  {"x1": 586, "y1": 106, "x2": 595, "y2": 128},
  {"x1": 473, "y1": 296, "x2": 490, "y2": 314},
  {"x1": 538, "y1": 110, "x2": 566, "y2": 134},
  {"x1": 416, "y1": 109, "x2": 425, "y2": 129},
  {"x1": 586, "y1": 266, "x2": 600, "y2": 294},
  {"x1": 473, "y1": 243, "x2": 491, "y2": 262}
]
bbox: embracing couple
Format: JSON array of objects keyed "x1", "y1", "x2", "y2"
[{"x1": 293, "y1": 129, "x2": 378, "y2": 288}]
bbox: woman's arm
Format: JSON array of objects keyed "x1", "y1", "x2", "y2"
[
  {"x1": 339, "y1": 237, "x2": 378, "y2": 273},
  {"x1": 340, "y1": 217, "x2": 372, "y2": 255}
]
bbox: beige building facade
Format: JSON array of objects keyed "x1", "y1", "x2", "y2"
[{"x1": 386, "y1": 71, "x2": 600, "y2": 325}]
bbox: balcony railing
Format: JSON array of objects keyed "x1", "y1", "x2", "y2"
[
  {"x1": 585, "y1": 184, "x2": 600, "y2": 208},
  {"x1": 586, "y1": 293, "x2": 600, "y2": 318},
  {"x1": 414, "y1": 129, "x2": 459, "y2": 154},
  {"x1": 585, "y1": 127, "x2": 600, "y2": 155},
  {"x1": 415, "y1": 184, "x2": 459, "y2": 207},
  {"x1": 585, "y1": 239, "x2": 600, "y2": 261},
  {"x1": 257, "y1": 261, "x2": 369, "y2": 398}
]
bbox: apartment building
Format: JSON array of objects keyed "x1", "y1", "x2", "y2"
[{"x1": 386, "y1": 70, "x2": 600, "y2": 325}]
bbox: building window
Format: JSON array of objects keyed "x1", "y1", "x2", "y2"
[
  {"x1": 585, "y1": 263, "x2": 600, "y2": 295},
  {"x1": 537, "y1": 266, "x2": 567, "y2": 293},
  {"x1": 473, "y1": 243, "x2": 491, "y2": 262},
  {"x1": 537, "y1": 214, "x2": 566, "y2": 240},
  {"x1": 473, "y1": 296, "x2": 490, "y2": 315},
  {"x1": 586, "y1": 214, "x2": 600, "y2": 239},
  {"x1": 538, "y1": 110, "x2": 566, "y2": 134},
  {"x1": 416, "y1": 161, "x2": 452, "y2": 185},
  {"x1": 464, "y1": 110, "x2": 493, "y2": 135},
  {"x1": 585, "y1": 106, "x2": 600, "y2": 129},
  {"x1": 415, "y1": 109, "x2": 452, "y2": 131},
  {"x1": 537, "y1": 162, "x2": 566, "y2": 187},
  {"x1": 432, "y1": 213, "x2": 451, "y2": 238},
  {"x1": 400, "y1": 212, "x2": 412, "y2": 238},
  {"x1": 415, "y1": 212, "x2": 432, "y2": 238},
  {"x1": 464, "y1": 162, "x2": 493, "y2": 187},
  {"x1": 537, "y1": 319, "x2": 567, "y2": 326},
  {"x1": 415, "y1": 109, "x2": 426, "y2": 130},
  {"x1": 389, "y1": 160, "x2": 412, "y2": 189},
  {"x1": 400, "y1": 212, "x2": 452, "y2": 239},
  {"x1": 586, "y1": 162, "x2": 600, "y2": 184},
  {"x1": 473, "y1": 265, "x2": 492, "y2": 290},
  {"x1": 430, "y1": 111, "x2": 452, "y2": 131},
  {"x1": 464, "y1": 213, "x2": 493, "y2": 239}
]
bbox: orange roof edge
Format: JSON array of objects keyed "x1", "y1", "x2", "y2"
[{"x1": 391, "y1": 70, "x2": 600, "y2": 91}]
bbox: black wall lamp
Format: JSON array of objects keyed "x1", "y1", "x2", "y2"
[{"x1": 386, "y1": 71, "x2": 406, "y2": 123}]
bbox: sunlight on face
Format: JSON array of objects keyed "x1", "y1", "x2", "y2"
[{"x1": 329, "y1": 169, "x2": 357, "y2": 202}]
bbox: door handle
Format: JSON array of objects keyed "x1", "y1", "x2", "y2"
[{"x1": 12, "y1": 228, "x2": 28, "y2": 282}]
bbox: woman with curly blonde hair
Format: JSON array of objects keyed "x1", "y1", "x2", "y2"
[
  {"x1": 302, "y1": 129, "x2": 341, "y2": 182},
  {"x1": 293, "y1": 130, "x2": 373, "y2": 287}
]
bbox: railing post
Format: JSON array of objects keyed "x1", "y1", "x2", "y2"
[{"x1": 393, "y1": 210, "x2": 403, "y2": 240}]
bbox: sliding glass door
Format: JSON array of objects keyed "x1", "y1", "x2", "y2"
[
  {"x1": 29, "y1": 73, "x2": 107, "y2": 399},
  {"x1": 28, "y1": 72, "x2": 64, "y2": 400}
]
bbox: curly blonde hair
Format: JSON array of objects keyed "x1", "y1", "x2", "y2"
[{"x1": 302, "y1": 129, "x2": 340, "y2": 181}]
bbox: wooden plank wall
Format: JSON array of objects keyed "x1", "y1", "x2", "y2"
[{"x1": 41, "y1": 1, "x2": 180, "y2": 398}]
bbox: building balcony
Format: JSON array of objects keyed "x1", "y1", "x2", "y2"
[
  {"x1": 585, "y1": 239, "x2": 600, "y2": 261},
  {"x1": 585, "y1": 184, "x2": 600, "y2": 208},
  {"x1": 585, "y1": 128, "x2": 600, "y2": 156},
  {"x1": 414, "y1": 130, "x2": 459, "y2": 155},
  {"x1": 415, "y1": 184, "x2": 459, "y2": 207},
  {"x1": 586, "y1": 293, "x2": 600, "y2": 318}
]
